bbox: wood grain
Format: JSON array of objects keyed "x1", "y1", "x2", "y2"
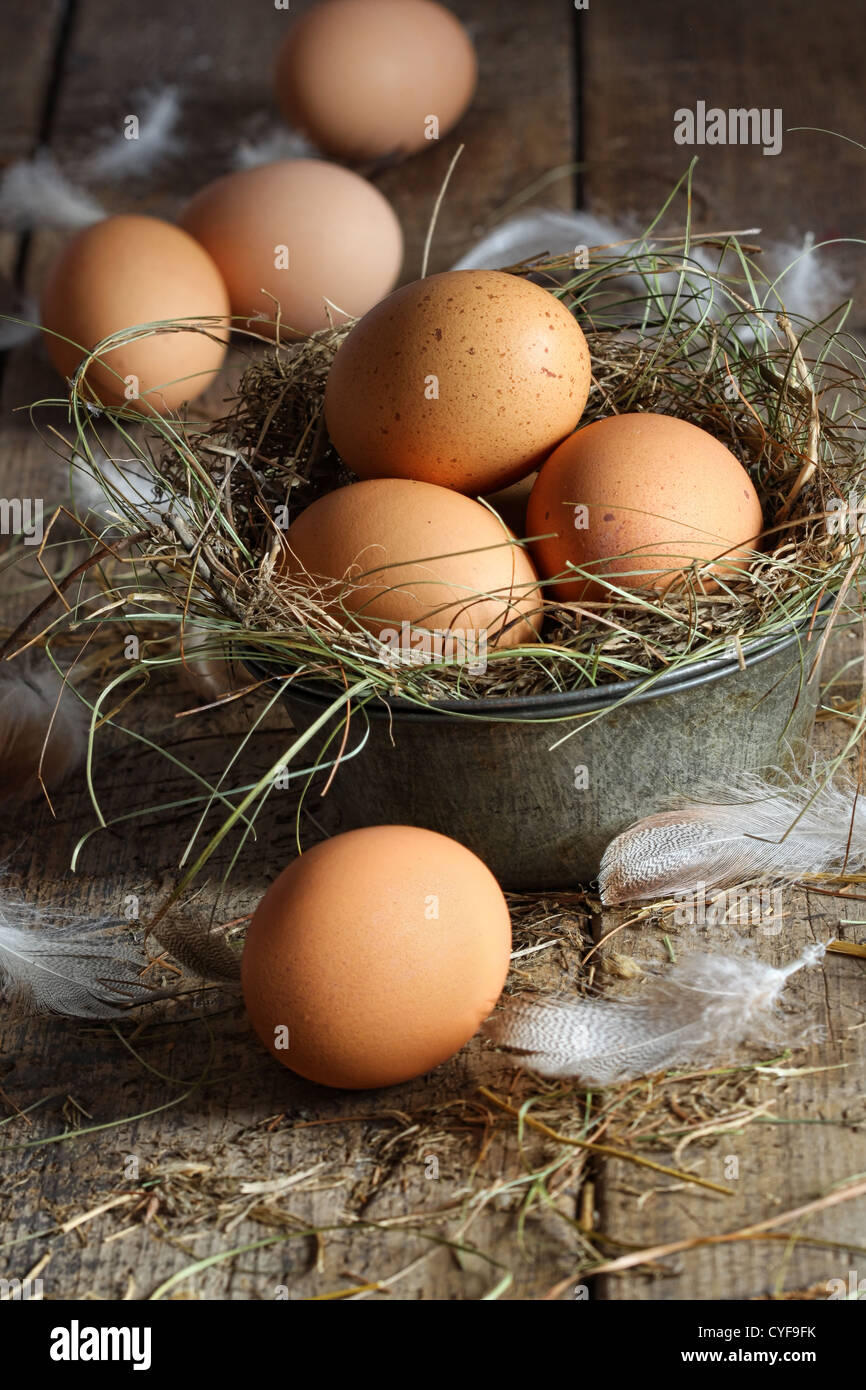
[
  {"x1": 0, "y1": 0, "x2": 65, "y2": 284},
  {"x1": 590, "y1": 688, "x2": 866, "y2": 1301},
  {"x1": 580, "y1": 0, "x2": 866, "y2": 1300},
  {"x1": 582, "y1": 0, "x2": 866, "y2": 330},
  {"x1": 0, "y1": 0, "x2": 581, "y2": 1301},
  {"x1": 0, "y1": 0, "x2": 863, "y2": 1303}
]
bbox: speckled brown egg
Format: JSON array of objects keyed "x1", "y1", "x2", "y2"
[
  {"x1": 323, "y1": 270, "x2": 592, "y2": 495},
  {"x1": 527, "y1": 412, "x2": 764, "y2": 602},
  {"x1": 282, "y1": 477, "x2": 541, "y2": 649},
  {"x1": 180, "y1": 160, "x2": 402, "y2": 337},
  {"x1": 275, "y1": 0, "x2": 477, "y2": 161},
  {"x1": 40, "y1": 214, "x2": 230, "y2": 414},
  {"x1": 241, "y1": 825, "x2": 513, "y2": 1090}
]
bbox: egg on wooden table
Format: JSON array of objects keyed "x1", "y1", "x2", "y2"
[
  {"x1": 527, "y1": 412, "x2": 764, "y2": 602},
  {"x1": 324, "y1": 270, "x2": 592, "y2": 496},
  {"x1": 281, "y1": 477, "x2": 542, "y2": 655},
  {"x1": 274, "y1": 0, "x2": 477, "y2": 161},
  {"x1": 241, "y1": 825, "x2": 513, "y2": 1089},
  {"x1": 40, "y1": 214, "x2": 230, "y2": 414},
  {"x1": 179, "y1": 159, "x2": 402, "y2": 337}
]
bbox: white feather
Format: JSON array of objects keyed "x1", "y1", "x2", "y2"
[
  {"x1": 0, "y1": 151, "x2": 104, "y2": 231},
  {"x1": 82, "y1": 87, "x2": 182, "y2": 180},
  {"x1": 762, "y1": 234, "x2": 850, "y2": 326},
  {"x1": 451, "y1": 210, "x2": 634, "y2": 270},
  {"x1": 452, "y1": 210, "x2": 742, "y2": 336},
  {"x1": 452, "y1": 213, "x2": 848, "y2": 340},
  {"x1": 0, "y1": 88, "x2": 180, "y2": 237},
  {"x1": 69, "y1": 449, "x2": 173, "y2": 524},
  {"x1": 486, "y1": 944, "x2": 825, "y2": 1084},
  {"x1": 599, "y1": 766, "x2": 866, "y2": 906},
  {"x1": 233, "y1": 126, "x2": 317, "y2": 169}
]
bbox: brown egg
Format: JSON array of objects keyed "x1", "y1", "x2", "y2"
[
  {"x1": 324, "y1": 270, "x2": 592, "y2": 495},
  {"x1": 274, "y1": 0, "x2": 477, "y2": 161},
  {"x1": 40, "y1": 214, "x2": 230, "y2": 414},
  {"x1": 527, "y1": 412, "x2": 764, "y2": 602},
  {"x1": 180, "y1": 160, "x2": 402, "y2": 337},
  {"x1": 282, "y1": 477, "x2": 541, "y2": 652},
  {"x1": 241, "y1": 826, "x2": 513, "y2": 1089}
]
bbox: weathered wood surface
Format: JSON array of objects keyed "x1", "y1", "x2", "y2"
[
  {"x1": 583, "y1": 0, "x2": 866, "y2": 331},
  {"x1": 581, "y1": 0, "x2": 866, "y2": 1300},
  {"x1": 592, "y1": 688, "x2": 866, "y2": 1302},
  {"x1": 0, "y1": 0, "x2": 583, "y2": 1302},
  {"x1": 0, "y1": 0, "x2": 863, "y2": 1302}
]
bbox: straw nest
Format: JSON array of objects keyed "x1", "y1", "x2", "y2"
[{"x1": 58, "y1": 218, "x2": 866, "y2": 713}]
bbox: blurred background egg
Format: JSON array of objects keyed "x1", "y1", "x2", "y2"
[
  {"x1": 324, "y1": 270, "x2": 591, "y2": 495},
  {"x1": 40, "y1": 214, "x2": 230, "y2": 413},
  {"x1": 241, "y1": 825, "x2": 513, "y2": 1090},
  {"x1": 180, "y1": 159, "x2": 403, "y2": 336},
  {"x1": 274, "y1": 0, "x2": 477, "y2": 161},
  {"x1": 527, "y1": 412, "x2": 764, "y2": 602},
  {"x1": 282, "y1": 477, "x2": 541, "y2": 650}
]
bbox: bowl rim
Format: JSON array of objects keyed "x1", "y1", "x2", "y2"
[{"x1": 247, "y1": 594, "x2": 830, "y2": 723}]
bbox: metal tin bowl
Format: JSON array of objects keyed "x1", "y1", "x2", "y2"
[{"x1": 268, "y1": 608, "x2": 825, "y2": 889}]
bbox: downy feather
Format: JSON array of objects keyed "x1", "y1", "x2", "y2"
[
  {"x1": 599, "y1": 766, "x2": 866, "y2": 906},
  {"x1": 82, "y1": 87, "x2": 182, "y2": 179},
  {"x1": 0, "y1": 88, "x2": 180, "y2": 237},
  {"x1": 234, "y1": 126, "x2": 317, "y2": 169},
  {"x1": 451, "y1": 210, "x2": 633, "y2": 272},
  {"x1": 69, "y1": 448, "x2": 173, "y2": 525},
  {"x1": 0, "y1": 151, "x2": 104, "y2": 232},
  {"x1": 485, "y1": 944, "x2": 825, "y2": 1085},
  {"x1": 453, "y1": 215, "x2": 847, "y2": 342}
]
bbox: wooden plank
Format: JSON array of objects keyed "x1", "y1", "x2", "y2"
[
  {"x1": 0, "y1": 1, "x2": 63, "y2": 163},
  {"x1": 375, "y1": 1, "x2": 578, "y2": 273},
  {"x1": 589, "y1": 638, "x2": 866, "y2": 1301},
  {"x1": 0, "y1": 0, "x2": 80, "y2": 623},
  {"x1": 5, "y1": 0, "x2": 863, "y2": 1305},
  {"x1": 582, "y1": 0, "x2": 866, "y2": 1300},
  {"x1": 0, "y1": 0, "x2": 579, "y2": 1300},
  {"x1": 0, "y1": 2, "x2": 65, "y2": 284},
  {"x1": 17, "y1": 0, "x2": 575, "y2": 276},
  {"x1": 581, "y1": 0, "x2": 866, "y2": 330},
  {"x1": 4, "y1": 0, "x2": 577, "y2": 565}
]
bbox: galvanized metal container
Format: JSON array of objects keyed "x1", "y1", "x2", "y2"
[{"x1": 279, "y1": 612, "x2": 824, "y2": 889}]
